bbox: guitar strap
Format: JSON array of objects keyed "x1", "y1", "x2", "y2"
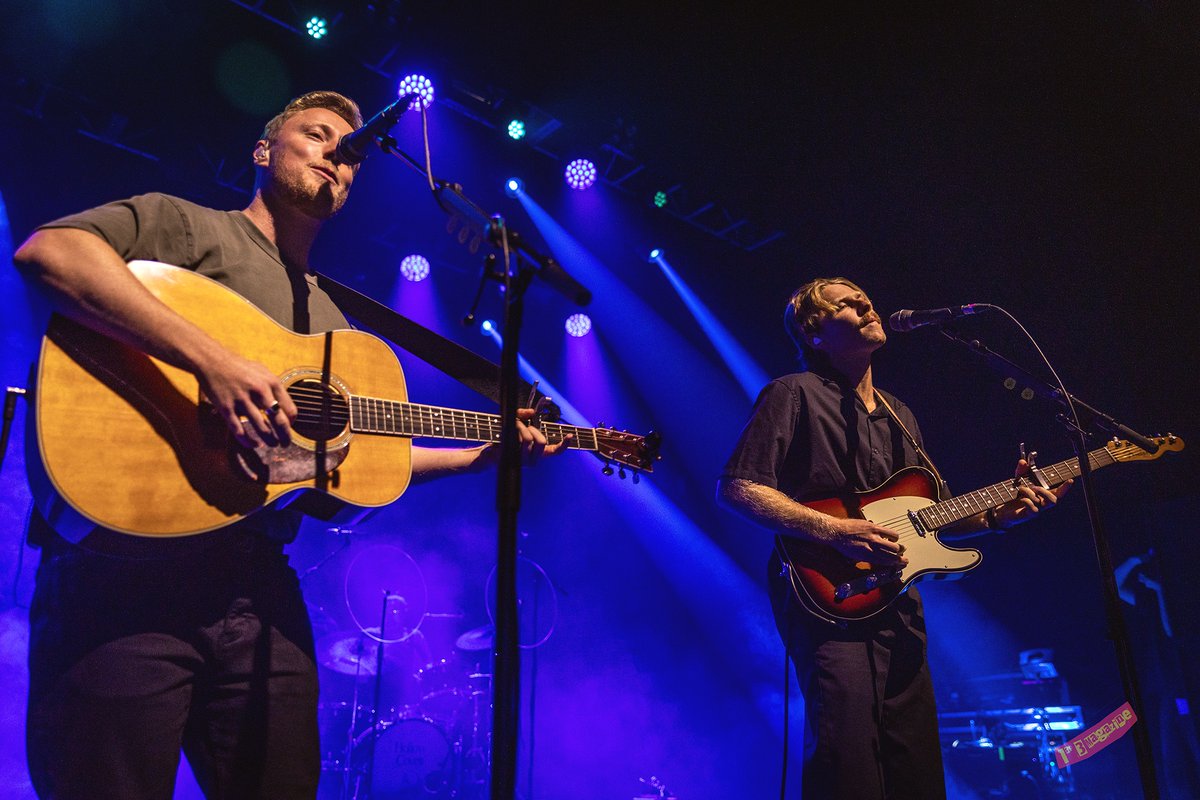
[
  {"x1": 873, "y1": 390, "x2": 946, "y2": 490},
  {"x1": 313, "y1": 272, "x2": 553, "y2": 416}
]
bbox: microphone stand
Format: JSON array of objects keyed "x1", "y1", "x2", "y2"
[
  {"x1": 368, "y1": 119, "x2": 590, "y2": 798},
  {"x1": 939, "y1": 326, "x2": 1161, "y2": 799},
  {"x1": 428, "y1": 178, "x2": 588, "y2": 800}
]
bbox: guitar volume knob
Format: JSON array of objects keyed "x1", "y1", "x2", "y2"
[{"x1": 835, "y1": 583, "x2": 852, "y2": 600}]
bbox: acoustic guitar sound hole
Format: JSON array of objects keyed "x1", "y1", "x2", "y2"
[{"x1": 288, "y1": 379, "x2": 350, "y2": 441}]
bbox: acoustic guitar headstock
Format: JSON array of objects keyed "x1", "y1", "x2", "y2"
[{"x1": 594, "y1": 427, "x2": 662, "y2": 480}]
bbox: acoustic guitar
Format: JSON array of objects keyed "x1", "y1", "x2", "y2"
[{"x1": 28, "y1": 261, "x2": 659, "y2": 542}]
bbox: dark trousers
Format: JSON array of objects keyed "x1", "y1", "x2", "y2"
[
  {"x1": 26, "y1": 527, "x2": 321, "y2": 800},
  {"x1": 773, "y1": 570, "x2": 945, "y2": 800}
]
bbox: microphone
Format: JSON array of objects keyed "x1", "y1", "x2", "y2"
[
  {"x1": 334, "y1": 93, "x2": 420, "y2": 165},
  {"x1": 888, "y1": 304, "x2": 987, "y2": 332}
]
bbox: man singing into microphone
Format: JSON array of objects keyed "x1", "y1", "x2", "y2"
[
  {"x1": 14, "y1": 91, "x2": 565, "y2": 799},
  {"x1": 717, "y1": 277, "x2": 1071, "y2": 799}
]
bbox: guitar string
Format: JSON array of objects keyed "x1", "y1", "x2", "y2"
[
  {"x1": 284, "y1": 387, "x2": 627, "y2": 449},
  {"x1": 867, "y1": 445, "x2": 1140, "y2": 543},
  {"x1": 282, "y1": 394, "x2": 613, "y2": 454},
  {"x1": 285, "y1": 385, "x2": 621, "y2": 442}
]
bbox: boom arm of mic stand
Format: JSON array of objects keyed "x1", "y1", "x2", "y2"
[
  {"x1": 432, "y1": 181, "x2": 592, "y2": 306},
  {"x1": 938, "y1": 327, "x2": 1158, "y2": 453}
]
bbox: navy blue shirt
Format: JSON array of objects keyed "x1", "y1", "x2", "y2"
[{"x1": 722, "y1": 365, "x2": 927, "y2": 501}]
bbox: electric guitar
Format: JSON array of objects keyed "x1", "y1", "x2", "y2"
[
  {"x1": 776, "y1": 435, "x2": 1184, "y2": 624},
  {"x1": 28, "y1": 261, "x2": 660, "y2": 542}
]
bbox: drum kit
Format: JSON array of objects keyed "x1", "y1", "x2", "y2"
[{"x1": 309, "y1": 542, "x2": 557, "y2": 799}]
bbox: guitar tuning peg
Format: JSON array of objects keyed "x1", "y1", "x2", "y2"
[
  {"x1": 602, "y1": 461, "x2": 614, "y2": 477},
  {"x1": 618, "y1": 466, "x2": 626, "y2": 480}
]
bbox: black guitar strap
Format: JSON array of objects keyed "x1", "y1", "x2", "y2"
[
  {"x1": 313, "y1": 272, "x2": 550, "y2": 414},
  {"x1": 873, "y1": 390, "x2": 946, "y2": 490}
]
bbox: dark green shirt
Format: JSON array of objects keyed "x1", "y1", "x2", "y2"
[{"x1": 40, "y1": 192, "x2": 348, "y2": 333}]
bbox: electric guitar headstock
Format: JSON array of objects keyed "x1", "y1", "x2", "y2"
[{"x1": 1105, "y1": 434, "x2": 1184, "y2": 463}]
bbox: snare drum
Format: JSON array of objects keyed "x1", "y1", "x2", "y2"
[{"x1": 414, "y1": 657, "x2": 470, "y2": 728}]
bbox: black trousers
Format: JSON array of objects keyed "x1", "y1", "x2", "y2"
[
  {"x1": 772, "y1": 566, "x2": 945, "y2": 800},
  {"x1": 26, "y1": 526, "x2": 321, "y2": 800}
]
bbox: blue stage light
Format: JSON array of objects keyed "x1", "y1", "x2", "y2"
[
  {"x1": 305, "y1": 16, "x2": 328, "y2": 39},
  {"x1": 399, "y1": 254, "x2": 430, "y2": 282},
  {"x1": 507, "y1": 119, "x2": 526, "y2": 140},
  {"x1": 504, "y1": 177, "x2": 524, "y2": 197},
  {"x1": 564, "y1": 158, "x2": 597, "y2": 190},
  {"x1": 564, "y1": 313, "x2": 592, "y2": 337},
  {"x1": 648, "y1": 248, "x2": 662, "y2": 261},
  {"x1": 653, "y1": 191, "x2": 668, "y2": 208},
  {"x1": 397, "y1": 74, "x2": 434, "y2": 109},
  {"x1": 480, "y1": 319, "x2": 495, "y2": 334}
]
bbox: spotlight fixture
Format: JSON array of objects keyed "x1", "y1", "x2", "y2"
[
  {"x1": 507, "y1": 119, "x2": 526, "y2": 140},
  {"x1": 305, "y1": 16, "x2": 328, "y2": 39},
  {"x1": 504, "y1": 177, "x2": 524, "y2": 197},
  {"x1": 399, "y1": 254, "x2": 430, "y2": 282},
  {"x1": 653, "y1": 191, "x2": 668, "y2": 208},
  {"x1": 564, "y1": 158, "x2": 597, "y2": 190},
  {"x1": 648, "y1": 248, "x2": 662, "y2": 261},
  {"x1": 397, "y1": 74, "x2": 435, "y2": 109},
  {"x1": 480, "y1": 319, "x2": 496, "y2": 335},
  {"x1": 565, "y1": 313, "x2": 592, "y2": 337}
]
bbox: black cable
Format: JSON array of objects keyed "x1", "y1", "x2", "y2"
[
  {"x1": 779, "y1": 559, "x2": 793, "y2": 800},
  {"x1": 3, "y1": 388, "x2": 30, "y2": 608},
  {"x1": 11, "y1": 503, "x2": 33, "y2": 608},
  {"x1": 0, "y1": 386, "x2": 26, "y2": 476}
]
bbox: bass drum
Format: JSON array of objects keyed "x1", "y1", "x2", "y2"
[{"x1": 369, "y1": 717, "x2": 452, "y2": 796}]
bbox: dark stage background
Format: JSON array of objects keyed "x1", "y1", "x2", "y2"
[{"x1": 1, "y1": 3, "x2": 1197, "y2": 798}]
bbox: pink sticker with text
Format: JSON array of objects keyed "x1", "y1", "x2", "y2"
[{"x1": 1053, "y1": 702, "x2": 1138, "y2": 769}]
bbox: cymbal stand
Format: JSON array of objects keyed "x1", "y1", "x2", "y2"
[{"x1": 358, "y1": 589, "x2": 398, "y2": 798}]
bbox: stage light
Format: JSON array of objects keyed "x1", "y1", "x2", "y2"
[
  {"x1": 504, "y1": 177, "x2": 524, "y2": 197},
  {"x1": 399, "y1": 254, "x2": 430, "y2": 282},
  {"x1": 565, "y1": 313, "x2": 592, "y2": 337},
  {"x1": 398, "y1": 74, "x2": 434, "y2": 109},
  {"x1": 480, "y1": 319, "x2": 495, "y2": 334},
  {"x1": 648, "y1": 248, "x2": 662, "y2": 261},
  {"x1": 564, "y1": 158, "x2": 597, "y2": 191},
  {"x1": 653, "y1": 191, "x2": 668, "y2": 208},
  {"x1": 507, "y1": 119, "x2": 526, "y2": 140},
  {"x1": 305, "y1": 16, "x2": 328, "y2": 39}
]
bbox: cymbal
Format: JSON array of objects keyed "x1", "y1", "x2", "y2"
[
  {"x1": 317, "y1": 630, "x2": 382, "y2": 676},
  {"x1": 455, "y1": 624, "x2": 494, "y2": 651}
]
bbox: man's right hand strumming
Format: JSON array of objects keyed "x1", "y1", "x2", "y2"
[
  {"x1": 820, "y1": 517, "x2": 908, "y2": 568},
  {"x1": 194, "y1": 345, "x2": 297, "y2": 449}
]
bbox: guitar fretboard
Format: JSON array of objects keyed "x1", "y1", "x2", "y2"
[
  {"x1": 348, "y1": 395, "x2": 601, "y2": 452},
  {"x1": 916, "y1": 445, "x2": 1121, "y2": 530}
]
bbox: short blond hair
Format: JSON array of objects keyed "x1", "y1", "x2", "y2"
[
  {"x1": 783, "y1": 277, "x2": 866, "y2": 361},
  {"x1": 261, "y1": 90, "x2": 362, "y2": 143}
]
